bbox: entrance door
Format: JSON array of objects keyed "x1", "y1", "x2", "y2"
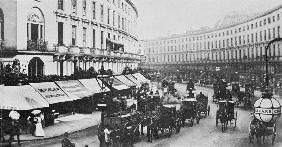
[
  {"x1": 31, "y1": 24, "x2": 38, "y2": 41},
  {"x1": 28, "y1": 57, "x2": 44, "y2": 77}
]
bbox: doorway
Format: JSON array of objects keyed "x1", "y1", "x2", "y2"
[{"x1": 28, "y1": 57, "x2": 44, "y2": 77}]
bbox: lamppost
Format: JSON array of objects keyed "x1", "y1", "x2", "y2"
[{"x1": 253, "y1": 38, "x2": 282, "y2": 124}]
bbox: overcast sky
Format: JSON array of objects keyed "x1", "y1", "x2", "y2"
[{"x1": 132, "y1": 0, "x2": 282, "y2": 40}]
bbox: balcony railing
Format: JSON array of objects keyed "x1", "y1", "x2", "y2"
[
  {"x1": 27, "y1": 40, "x2": 48, "y2": 52},
  {"x1": 80, "y1": 47, "x2": 91, "y2": 54},
  {"x1": 68, "y1": 45, "x2": 80, "y2": 54}
]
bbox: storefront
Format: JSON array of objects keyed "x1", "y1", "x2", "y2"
[
  {"x1": 114, "y1": 75, "x2": 136, "y2": 87},
  {"x1": 55, "y1": 80, "x2": 94, "y2": 113},
  {"x1": 29, "y1": 82, "x2": 77, "y2": 114},
  {"x1": 132, "y1": 73, "x2": 150, "y2": 84}
]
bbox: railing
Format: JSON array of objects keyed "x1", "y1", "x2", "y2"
[
  {"x1": 27, "y1": 40, "x2": 49, "y2": 52},
  {"x1": 80, "y1": 47, "x2": 91, "y2": 54}
]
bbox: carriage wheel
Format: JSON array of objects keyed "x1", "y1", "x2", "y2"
[
  {"x1": 221, "y1": 122, "x2": 226, "y2": 132},
  {"x1": 234, "y1": 111, "x2": 237, "y2": 128},
  {"x1": 272, "y1": 125, "x2": 277, "y2": 145},
  {"x1": 207, "y1": 105, "x2": 210, "y2": 116},
  {"x1": 216, "y1": 117, "x2": 218, "y2": 127},
  {"x1": 196, "y1": 117, "x2": 200, "y2": 124},
  {"x1": 249, "y1": 132, "x2": 253, "y2": 143},
  {"x1": 168, "y1": 126, "x2": 172, "y2": 137},
  {"x1": 190, "y1": 119, "x2": 194, "y2": 127},
  {"x1": 176, "y1": 120, "x2": 181, "y2": 133}
]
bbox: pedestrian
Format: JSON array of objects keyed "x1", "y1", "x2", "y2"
[
  {"x1": 30, "y1": 110, "x2": 45, "y2": 137},
  {"x1": 104, "y1": 126, "x2": 112, "y2": 147},
  {"x1": 8, "y1": 110, "x2": 21, "y2": 146},
  {"x1": 98, "y1": 124, "x2": 105, "y2": 147},
  {"x1": 61, "y1": 132, "x2": 75, "y2": 147}
]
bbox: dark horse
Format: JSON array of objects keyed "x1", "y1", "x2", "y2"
[{"x1": 0, "y1": 118, "x2": 21, "y2": 146}]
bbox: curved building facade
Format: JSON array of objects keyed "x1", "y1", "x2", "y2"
[
  {"x1": 0, "y1": 0, "x2": 140, "y2": 76},
  {"x1": 143, "y1": 5, "x2": 282, "y2": 77}
]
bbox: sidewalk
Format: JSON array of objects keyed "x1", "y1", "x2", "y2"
[{"x1": 20, "y1": 111, "x2": 101, "y2": 142}]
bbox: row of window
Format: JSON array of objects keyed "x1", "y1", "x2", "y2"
[
  {"x1": 58, "y1": 0, "x2": 136, "y2": 34},
  {"x1": 66, "y1": 23, "x2": 124, "y2": 48},
  {"x1": 148, "y1": 10, "x2": 282, "y2": 46},
  {"x1": 147, "y1": 26, "x2": 281, "y2": 54},
  {"x1": 147, "y1": 43, "x2": 281, "y2": 63}
]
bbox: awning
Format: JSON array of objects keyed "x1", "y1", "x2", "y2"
[
  {"x1": 114, "y1": 75, "x2": 136, "y2": 87},
  {"x1": 125, "y1": 74, "x2": 141, "y2": 86},
  {"x1": 0, "y1": 85, "x2": 49, "y2": 110},
  {"x1": 30, "y1": 82, "x2": 76, "y2": 104},
  {"x1": 132, "y1": 73, "x2": 150, "y2": 83},
  {"x1": 55, "y1": 80, "x2": 93, "y2": 98},
  {"x1": 79, "y1": 78, "x2": 110, "y2": 94},
  {"x1": 99, "y1": 76, "x2": 129, "y2": 90}
]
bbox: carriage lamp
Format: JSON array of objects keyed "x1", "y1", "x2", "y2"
[
  {"x1": 253, "y1": 90, "x2": 281, "y2": 123},
  {"x1": 253, "y1": 38, "x2": 282, "y2": 123}
]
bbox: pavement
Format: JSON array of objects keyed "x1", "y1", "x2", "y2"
[{"x1": 19, "y1": 112, "x2": 101, "y2": 142}]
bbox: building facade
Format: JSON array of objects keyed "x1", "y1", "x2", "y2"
[
  {"x1": 142, "y1": 5, "x2": 282, "y2": 78},
  {"x1": 0, "y1": 0, "x2": 140, "y2": 76}
]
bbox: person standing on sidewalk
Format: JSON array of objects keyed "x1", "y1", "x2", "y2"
[
  {"x1": 104, "y1": 126, "x2": 112, "y2": 147},
  {"x1": 61, "y1": 132, "x2": 75, "y2": 147}
]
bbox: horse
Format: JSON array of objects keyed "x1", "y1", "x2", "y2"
[{"x1": 249, "y1": 119, "x2": 264, "y2": 144}]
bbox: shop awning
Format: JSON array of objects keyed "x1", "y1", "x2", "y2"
[
  {"x1": 79, "y1": 78, "x2": 110, "y2": 94},
  {"x1": 99, "y1": 76, "x2": 129, "y2": 90},
  {"x1": 125, "y1": 74, "x2": 141, "y2": 86},
  {"x1": 114, "y1": 75, "x2": 136, "y2": 87},
  {"x1": 132, "y1": 73, "x2": 150, "y2": 83},
  {"x1": 30, "y1": 82, "x2": 76, "y2": 104},
  {"x1": 55, "y1": 80, "x2": 93, "y2": 99},
  {"x1": 0, "y1": 85, "x2": 49, "y2": 110}
]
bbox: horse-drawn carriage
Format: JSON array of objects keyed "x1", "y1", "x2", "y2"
[
  {"x1": 232, "y1": 83, "x2": 253, "y2": 109},
  {"x1": 212, "y1": 79, "x2": 228, "y2": 102},
  {"x1": 249, "y1": 117, "x2": 277, "y2": 145},
  {"x1": 216, "y1": 100, "x2": 237, "y2": 132},
  {"x1": 98, "y1": 112, "x2": 143, "y2": 146},
  {"x1": 180, "y1": 99, "x2": 200, "y2": 126},
  {"x1": 234, "y1": 91, "x2": 252, "y2": 108},
  {"x1": 196, "y1": 94, "x2": 210, "y2": 117},
  {"x1": 249, "y1": 94, "x2": 281, "y2": 145},
  {"x1": 146, "y1": 105, "x2": 181, "y2": 142}
]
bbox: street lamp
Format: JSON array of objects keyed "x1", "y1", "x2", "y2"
[{"x1": 253, "y1": 38, "x2": 282, "y2": 123}]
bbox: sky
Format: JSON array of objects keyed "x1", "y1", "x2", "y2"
[{"x1": 132, "y1": 0, "x2": 282, "y2": 40}]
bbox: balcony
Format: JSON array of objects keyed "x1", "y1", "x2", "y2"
[
  {"x1": 68, "y1": 45, "x2": 80, "y2": 54},
  {"x1": 80, "y1": 47, "x2": 91, "y2": 54},
  {"x1": 54, "y1": 44, "x2": 68, "y2": 53},
  {"x1": 27, "y1": 40, "x2": 49, "y2": 52}
]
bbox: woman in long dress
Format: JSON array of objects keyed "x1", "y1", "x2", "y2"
[{"x1": 32, "y1": 110, "x2": 45, "y2": 137}]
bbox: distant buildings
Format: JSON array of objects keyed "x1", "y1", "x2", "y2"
[
  {"x1": 0, "y1": 0, "x2": 141, "y2": 76},
  {"x1": 142, "y1": 5, "x2": 282, "y2": 77}
]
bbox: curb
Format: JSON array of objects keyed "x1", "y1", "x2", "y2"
[{"x1": 8, "y1": 124, "x2": 99, "y2": 145}]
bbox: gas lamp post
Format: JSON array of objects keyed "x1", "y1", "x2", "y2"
[{"x1": 253, "y1": 38, "x2": 282, "y2": 123}]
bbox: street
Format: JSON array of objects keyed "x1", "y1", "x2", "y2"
[
  {"x1": 23, "y1": 83, "x2": 282, "y2": 147},
  {"x1": 135, "y1": 83, "x2": 282, "y2": 147}
]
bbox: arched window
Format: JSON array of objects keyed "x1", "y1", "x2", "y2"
[
  {"x1": 27, "y1": 7, "x2": 45, "y2": 42},
  {"x1": 0, "y1": 9, "x2": 4, "y2": 43},
  {"x1": 27, "y1": 8, "x2": 46, "y2": 51}
]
